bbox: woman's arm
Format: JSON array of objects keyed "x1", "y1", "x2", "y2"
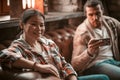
[
  {"x1": 50, "y1": 42, "x2": 77, "y2": 79},
  {"x1": 13, "y1": 57, "x2": 60, "y2": 77}
]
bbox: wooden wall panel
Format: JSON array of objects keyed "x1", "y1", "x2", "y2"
[{"x1": 0, "y1": 0, "x2": 10, "y2": 16}]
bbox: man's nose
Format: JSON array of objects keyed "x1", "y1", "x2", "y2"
[{"x1": 93, "y1": 15, "x2": 98, "y2": 20}]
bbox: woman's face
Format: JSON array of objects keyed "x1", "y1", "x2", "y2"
[{"x1": 22, "y1": 15, "x2": 45, "y2": 40}]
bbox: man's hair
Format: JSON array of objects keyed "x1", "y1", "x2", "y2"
[{"x1": 84, "y1": 0, "x2": 104, "y2": 14}]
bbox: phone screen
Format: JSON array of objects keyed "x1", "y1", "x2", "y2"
[{"x1": 99, "y1": 38, "x2": 110, "y2": 46}]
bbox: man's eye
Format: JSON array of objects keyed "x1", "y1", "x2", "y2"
[
  {"x1": 96, "y1": 12, "x2": 101, "y2": 16},
  {"x1": 40, "y1": 24, "x2": 44, "y2": 27}
]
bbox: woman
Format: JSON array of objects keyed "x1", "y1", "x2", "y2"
[{"x1": 0, "y1": 9, "x2": 109, "y2": 80}]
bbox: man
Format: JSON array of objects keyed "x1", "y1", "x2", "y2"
[{"x1": 71, "y1": 0, "x2": 120, "y2": 80}]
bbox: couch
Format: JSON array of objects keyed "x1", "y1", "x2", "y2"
[{"x1": 0, "y1": 26, "x2": 77, "y2": 80}]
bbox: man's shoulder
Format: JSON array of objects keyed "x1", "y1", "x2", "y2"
[
  {"x1": 76, "y1": 20, "x2": 88, "y2": 34},
  {"x1": 75, "y1": 25, "x2": 88, "y2": 37},
  {"x1": 103, "y1": 16, "x2": 119, "y2": 22}
]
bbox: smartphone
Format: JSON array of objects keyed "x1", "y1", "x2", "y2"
[{"x1": 96, "y1": 38, "x2": 110, "y2": 46}]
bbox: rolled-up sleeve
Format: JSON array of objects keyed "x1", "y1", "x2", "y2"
[
  {"x1": 58, "y1": 53, "x2": 77, "y2": 78},
  {"x1": 50, "y1": 42, "x2": 77, "y2": 78}
]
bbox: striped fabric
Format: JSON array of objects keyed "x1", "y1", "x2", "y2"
[{"x1": 0, "y1": 35, "x2": 77, "y2": 78}]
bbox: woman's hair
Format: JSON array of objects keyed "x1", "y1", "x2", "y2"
[
  {"x1": 20, "y1": 9, "x2": 45, "y2": 24},
  {"x1": 16, "y1": 9, "x2": 45, "y2": 39},
  {"x1": 84, "y1": 0, "x2": 104, "y2": 14}
]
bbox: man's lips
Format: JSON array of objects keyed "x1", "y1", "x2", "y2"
[{"x1": 33, "y1": 32, "x2": 42, "y2": 35}]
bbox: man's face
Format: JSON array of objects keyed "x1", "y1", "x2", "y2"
[{"x1": 85, "y1": 4, "x2": 103, "y2": 28}]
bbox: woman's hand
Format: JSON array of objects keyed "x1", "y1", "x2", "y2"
[
  {"x1": 12, "y1": 58, "x2": 60, "y2": 79},
  {"x1": 35, "y1": 63, "x2": 60, "y2": 78}
]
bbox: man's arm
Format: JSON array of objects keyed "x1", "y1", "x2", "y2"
[{"x1": 71, "y1": 27, "x2": 96, "y2": 72}]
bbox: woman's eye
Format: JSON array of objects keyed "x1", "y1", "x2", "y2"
[
  {"x1": 31, "y1": 23, "x2": 36, "y2": 26},
  {"x1": 29, "y1": 23, "x2": 45, "y2": 27}
]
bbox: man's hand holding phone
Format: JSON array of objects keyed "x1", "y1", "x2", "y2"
[{"x1": 87, "y1": 38, "x2": 111, "y2": 56}]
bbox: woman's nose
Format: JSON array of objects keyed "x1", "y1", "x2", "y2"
[{"x1": 37, "y1": 25, "x2": 41, "y2": 30}]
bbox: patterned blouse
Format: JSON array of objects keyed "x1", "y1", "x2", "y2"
[{"x1": 0, "y1": 35, "x2": 77, "y2": 79}]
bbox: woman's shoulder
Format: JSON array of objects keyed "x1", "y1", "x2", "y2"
[
  {"x1": 10, "y1": 38, "x2": 29, "y2": 49},
  {"x1": 39, "y1": 36, "x2": 55, "y2": 45}
]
